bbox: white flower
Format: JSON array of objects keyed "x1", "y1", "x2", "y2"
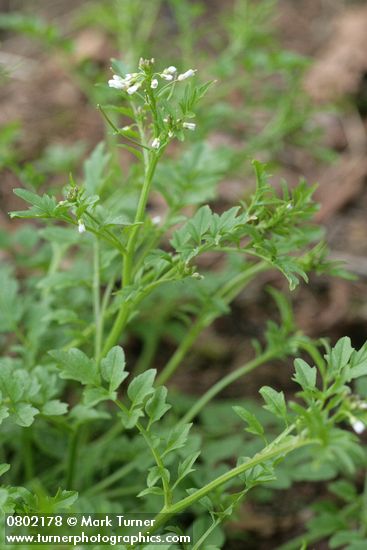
[
  {"x1": 151, "y1": 138, "x2": 161, "y2": 149},
  {"x1": 78, "y1": 220, "x2": 86, "y2": 234},
  {"x1": 125, "y1": 73, "x2": 138, "y2": 82},
  {"x1": 168, "y1": 130, "x2": 174, "y2": 138},
  {"x1": 183, "y1": 122, "x2": 196, "y2": 131},
  {"x1": 151, "y1": 79, "x2": 158, "y2": 89},
  {"x1": 161, "y1": 66, "x2": 177, "y2": 80},
  {"x1": 127, "y1": 83, "x2": 140, "y2": 95},
  {"x1": 352, "y1": 419, "x2": 365, "y2": 434},
  {"x1": 177, "y1": 69, "x2": 196, "y2": 81},
  {"x1": 152, "y1": 215, "x2": 161, "y2": 225},
  {"x1": 108, "y1": 73, "x2": 141, "y2": 92},
  {"x1": 108, "y1": 75, "x2": 125, "y2": 89}
]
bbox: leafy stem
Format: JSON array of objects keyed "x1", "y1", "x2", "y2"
[
  {"x1": 102, "y1": 92, "x2": 162, "y2": 356},
  {"x1": 114, "y1": 399, "x2": 172, "y2": 507},
  {"x1": 102, "y1": 156, "x2": 159, "y2": 356},
  {"x1": 123, "y1": 153, "x2": 159, "y2": 287},
  {"x1": 150, "y1": 434, "x2": 316, "y2": 533}
]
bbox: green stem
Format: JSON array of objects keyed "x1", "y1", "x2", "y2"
[
  {"x1": 42, "y1": 243, "x2": 64, "y2": 300},
  {"x1": 22, "y1": 428, "x2": 34, "y2": 482},
  {"x1": 151, "y1": 436, "x2": 315, "y2": 533},
  {"x1": 192, "y1": 518, "x2": 221, "y2": 550},
  {"x1": 123, "y1": 154, "x2": 159, "y2": 287},
  {"x1": 84, "y1": 210, "x2": 126, "y2": 254},
  {"x1": 157, "y1": 317, "x2": 207, "y2": 386},
  {"x1": 133, "y1": 222, "x2": 167, "y2": 274},
  {"x1": 115, "y1": 400, "x2": 172, "y2": 507},
  {"x1": 102, "y1": 101, "x2": 159, "y2": 356},
  {"x1": 179, "y1": 348, "x2": 277, "y2": 426},
  {"x1": 138, "y1": 423, "x2": 172, "y2": 508},
  {"x1": 93, "y1": 238, "x2": 102, "y2": 362},
  {"x1": 219, "y1": 260, "x2": 268, "y2": 302},
  {"x1": 99, "y1": 274, "x2": 116, "y2": 351},
  {"x1": 102, "y1": 306, "x2": 130, "y2": 357},
  {"x1": 66, "y1": 428, "x2": 80, "y2": 490},
  {"x1": 84, "y1": 462, "x2": 136, "y2": 497},
  {"x1": 104, "y1": 485, "x2": 143, "y2": 499},
  {"x1": 360, "y1": 474, "x2": 367, "y2": 536},
  {"x1": 102, "y1": 154, "x2": 159, "y2": 355}
]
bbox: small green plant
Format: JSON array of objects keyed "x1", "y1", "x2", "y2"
[{"x1": 1, "y1": 55, "x2": 365, "y2": 550}]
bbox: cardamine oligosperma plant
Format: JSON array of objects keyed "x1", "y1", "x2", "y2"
[{"x1": 1, "y1": 59, "x2": 367, "y2": 549}]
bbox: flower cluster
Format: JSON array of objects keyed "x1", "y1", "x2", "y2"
[
  {"x1": 108, "y1": 73, "x2": 143, "y2": 95},
  {"x1": 108, "y1": 60, "x2": 196, "y2": 96},
  {"x1": 108, "y1": 60, "x2": 199, "y2": 151},
  {"x1": 157, "y1": 65, "x2": 196, "y2": 82}
]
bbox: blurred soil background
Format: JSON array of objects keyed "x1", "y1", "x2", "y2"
[{"x1": 1, "y1": 0, "x2": 367, "y2": 548}]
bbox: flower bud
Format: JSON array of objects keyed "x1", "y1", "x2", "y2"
[
  {"x1": 351, "y1": 419, "x2": 365, "y2": 434},
  {"x1": 78, "y1": 220, "x2": 86, "y2": 234},
  {"x1": 108, "y1": 75, "x2": 125, "y2": 89},
  {"x1": 151, "y1": 138, "x2": 161, "y2": 149},
  {"x1": 177, "y1": 69, "x2": 196, "y2": 81},
  {"x1": 127, "y1": 83, "x2": 140, "y2": 95},
  {"x1": 183, "y1": 122, "x2": 196, "y2": 131}
]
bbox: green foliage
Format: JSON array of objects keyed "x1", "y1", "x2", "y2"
[
  {"x1": 101, "y1": 346, "x2": 128, "y2": 391},
  {"x1": 259, "y1": 386, "x2": 287, "y2": 422},
  {"x1": 233, "y1": 406, "x2": 265, "y2": 438},
  {"x1": 50, "y1": 348, "x2": 101, "y2": 386},
  {"x1": 293, "y1": 358, "x2": 317, "y2": 390}
]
